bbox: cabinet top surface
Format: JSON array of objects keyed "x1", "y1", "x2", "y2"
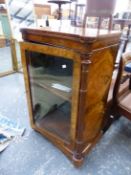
[{"x1": 21, "y1": 26, "x2": 121, "y2": 42}]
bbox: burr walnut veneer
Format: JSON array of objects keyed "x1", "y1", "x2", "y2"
[{"x1": 20, "y1": 26, "x2": 121, "y2": 166}]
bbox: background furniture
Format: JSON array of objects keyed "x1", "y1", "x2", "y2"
[
  {"x1": 0, "y1": 13, "x2": 11, "y2": 39},
  {"x1": 124, "y1": 57, "x2": 131, "y2": 90},
  {"x1": 48, "y1": 0, "x2": 71, "y2": 20},
  {"x1": 0, "y1": 35, "x2": 6, "y2": 47},
  {"x1": 7, "y1": 0, "x2": 36, "y2": 73},
  {"x1": 113, "y1": 19, "x2": 131, "y2": 30},
  {"x1": 104, "y1": 21, "x2": 131, "y2": 131},
  {"x1": 20, "y1": 27, "x2": 120, "y2": 166},
  {"x1": 104, "y1": 24, "x2": 131, "y2": 130},
  {"x1": 0, "y1": 0, "x2": 18, "y2": 77},
  {"x1": 83, "y1": 0, "x2": 117, "y2": 30},
  {"x1": 34, "y1": 4, "x2": 51, "y2": 19},
  {"x1": 74, "y1": 3, "x2": 85, "y2": 26},
  {"x1": 113, "y1": 11, "x2": 131, "y2": 30},
  {"x1": 112, "y1": 52, "x2": 131, "y2": 121}
]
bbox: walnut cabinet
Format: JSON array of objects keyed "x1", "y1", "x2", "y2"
[{"x1": 20, "y1": 27, "x2": 120, "y2": 166}]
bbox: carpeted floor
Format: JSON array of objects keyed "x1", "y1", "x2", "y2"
[{"x1": 0, "y1": 73, "x2": 131, "y2": 175}]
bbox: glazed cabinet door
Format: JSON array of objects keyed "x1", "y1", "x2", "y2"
[{"x1": 20, "y1": 42, "x2": 81, "y2": 143}]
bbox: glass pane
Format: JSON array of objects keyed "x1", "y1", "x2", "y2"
[
  {"x1": 0, "y1": 12, "x2": 13, "y2": 73},
  {"x1": 0, "y1": 41, "x2": 13, "y2": 73},
  {"x1": 26, "y1": 50, "x2": 73, "y2": 141}
]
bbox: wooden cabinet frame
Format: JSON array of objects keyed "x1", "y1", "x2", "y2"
[{"x1": 20, "y1": 27, "x2": 121, "y2": 166}]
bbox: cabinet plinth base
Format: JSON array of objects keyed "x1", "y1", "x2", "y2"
[{"x1": 33, "y1": 124, "x2": 103, "y2": 167}]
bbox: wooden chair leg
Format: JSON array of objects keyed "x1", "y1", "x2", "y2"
[
  {"x1": 109, "y1": 16, "x2": 112, "y2": 30},
  {"x1": 83, "y1": 14, "x2": 87, "y2": 28},
  {"x1": 98, "y1": 17, "x2": 101, "y2": 29}
]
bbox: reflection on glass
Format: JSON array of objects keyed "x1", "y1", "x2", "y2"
[
  {"x1": 0, "y1": 10, "x2": 13, "y2": 73},
  {"x1": 0, "y1": 43, "x2": 13, "y2": 73},
  {"x1": 26, "y1": 51, "x2": 73, "y2": 141}
]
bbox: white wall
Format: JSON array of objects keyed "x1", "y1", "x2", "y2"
[{"x1": 115, "y1": 0, "x2": 129, "y2": 13}]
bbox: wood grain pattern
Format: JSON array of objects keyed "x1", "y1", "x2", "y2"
[
  {"x1": 83, "y1": 48, "x2": 114, "y2": 141},
  {"x1": 20, "y1": 27, "x2": 121, "y2": 166}
]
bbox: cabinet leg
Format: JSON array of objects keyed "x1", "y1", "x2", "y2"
[{"x1": 72, "y1": 153, "x2": 84, "y2": 167}]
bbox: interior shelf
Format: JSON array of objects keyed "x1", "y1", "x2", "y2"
[{"x1": 31, "y1": 80, "x2": 72, "y2": 102}]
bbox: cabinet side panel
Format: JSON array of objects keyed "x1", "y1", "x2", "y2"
[{"x1": 83, "y1": 44, "x2": 118, "y2": 142}]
